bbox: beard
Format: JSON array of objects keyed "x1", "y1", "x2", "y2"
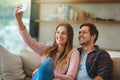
[{"x1": 79, "y1": 40, "x2": 92, "y2": 46}]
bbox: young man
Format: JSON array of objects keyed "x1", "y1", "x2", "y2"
[{"x1": 77, "y1": 23, "x2": 113, "y2": 80}]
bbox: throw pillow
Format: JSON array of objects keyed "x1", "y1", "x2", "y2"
[
  {"x1": 19, "y1": 48, "x2": 41, "y2": 78},
  {"x1": 0, "y1": 45, "x2": 26, "y2": 80}
]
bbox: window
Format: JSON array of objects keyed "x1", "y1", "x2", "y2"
[{"x1": 0, "y1": 0, "x2": 31, "y2": 53}]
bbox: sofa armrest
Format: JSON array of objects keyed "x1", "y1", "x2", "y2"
[{"x1": 112, "y1": 57, "x2": 120, "y2": 80}]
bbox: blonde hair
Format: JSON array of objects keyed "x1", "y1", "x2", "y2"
[{"x1": 45, "y1": 23, "x2": 74, "y2": 70}]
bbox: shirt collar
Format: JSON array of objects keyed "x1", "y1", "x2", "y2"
[{"x1": 78, "y1": 45, "x2": 100, "y2": 55}]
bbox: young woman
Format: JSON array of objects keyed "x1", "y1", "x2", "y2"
[{"x1": 14, "y1": 5, "x2": 80, "y2": 80}]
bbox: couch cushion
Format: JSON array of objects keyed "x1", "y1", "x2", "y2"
[
  {"x1": 0, "y1": 45, "x2": 26, "y2": 80},
  {"x1": 112, "y1": 57, "x2": 120, "y2": 80},
  {"x1": 19, "y1": 48, "x2": 41, "y2": 78}
]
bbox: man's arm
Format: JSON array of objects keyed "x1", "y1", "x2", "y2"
[{"x1": 96, "y1": 50, "x2": 113, "y2": 80}]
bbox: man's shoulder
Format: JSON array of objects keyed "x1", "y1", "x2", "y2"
[
  {"x1": 97, "y1": 48, "x2": 111, "y2": 58},
  {"x1": 98, "y1": 48, "x2": 108, "y2": 54},
  {"x1": 94, "y1": 45, "x2": 108, "y2": 54}
]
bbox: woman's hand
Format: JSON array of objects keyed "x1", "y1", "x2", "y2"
[
  {"x1": 32, "y1": 68, "x2": 38, "y2": 76},
  {"x1": 14, "y1": 4, "x2": 23, "y2": 22},
  {"x1": 14, "y1": 4, "x2": 26, "y2": 31}
]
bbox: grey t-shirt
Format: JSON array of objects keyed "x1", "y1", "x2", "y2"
[{"x1": 76, "y1": 51, "x2": 92, "y2": 80}]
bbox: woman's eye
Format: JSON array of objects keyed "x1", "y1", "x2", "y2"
[
  {"x1": 56, "y1": 31, "x2": 67, "y2": 35},
  {"x1": 56, "y1": 31, "x2": 59, "y2": 34},
  {"x1": 62, "y1": 32, "x2": 67, "y2": 35}
]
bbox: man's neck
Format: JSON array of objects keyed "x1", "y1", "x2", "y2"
[{"x1": 82, "y1": 45, "x2": 95, "y2": 52}]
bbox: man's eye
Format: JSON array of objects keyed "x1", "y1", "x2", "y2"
[{"x1": 83, "y1": 32, "x2": 87, "y2": 34}]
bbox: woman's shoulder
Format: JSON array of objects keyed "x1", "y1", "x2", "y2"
[
  {"x1": 70, "y1": 48, "x2": 80, "y2": 56},
  {"x1": 71, "y1": 48, "x2": 79, "y2": 52},
  {"x1": 68, "y1": 48, "x2": 80, "y2": 61}
]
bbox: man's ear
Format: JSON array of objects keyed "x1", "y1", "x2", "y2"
[{"x1": 92, "y1": 34, "x2": 96, "y2": 40}]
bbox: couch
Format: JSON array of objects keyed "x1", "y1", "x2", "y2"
[
  {"x1": 0, "y1": 45, "x2": 41, "y2": 80},
  {"x1": 0, "y1": 45, "x2": 120, "y2": 80}
]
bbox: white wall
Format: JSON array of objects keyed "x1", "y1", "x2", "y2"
[{"x1": 38, "y1": 3, "x2": 120, "y2": 51}]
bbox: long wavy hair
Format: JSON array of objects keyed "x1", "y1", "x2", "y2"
[{"x1": 45, "y1": 23, "x2": 74, "y2": 70}]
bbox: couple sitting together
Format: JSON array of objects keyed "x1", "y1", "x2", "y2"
[{"x1": 14, "y1": 5, "x2": 113, "y2": 80}]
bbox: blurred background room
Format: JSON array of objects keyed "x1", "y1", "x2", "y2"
[
  {"x1": 0, "y1": 0, "x2": 120, "y2": 54},
  {"x1": 0, "y1": 0, "x2": 31, "y2": 53}
]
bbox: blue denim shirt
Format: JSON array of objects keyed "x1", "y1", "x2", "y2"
[{"x1": 77, "y1": 45, "x2": 113, "y2": 80}]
